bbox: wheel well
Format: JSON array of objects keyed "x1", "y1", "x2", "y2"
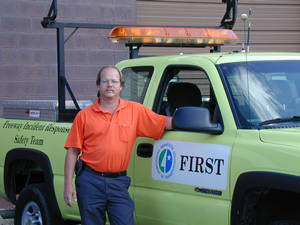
[
  {"x1": 231, "y1": 172, "x2": 300, "y2": 225},
  {"x1": 9, "y1": 159, "x2": 45, "y2": 198},
  {"x1": 4, "y1": 148, "x2": 76, "y2": 224},
  {"x1": 256, "y1": 189, "x2": 300, "y2": 222},
  {"x1": 4, "y1": 149, "x2": 54, "y2": 204}
]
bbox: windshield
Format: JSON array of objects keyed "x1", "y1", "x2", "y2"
[{"x1": 219, "y1": 60, "x2": 300, "y2": 128}]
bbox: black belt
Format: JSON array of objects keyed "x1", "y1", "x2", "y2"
[{"x1": 83, "y1": 163, "x2": 126, "y2": 178}]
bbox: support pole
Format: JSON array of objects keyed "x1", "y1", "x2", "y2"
[{"x1": 56, "y1": 26, "x2": 66, "y2": 116}]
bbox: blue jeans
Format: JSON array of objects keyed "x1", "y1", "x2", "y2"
[{"x1": 75, "y1": 169, "x2": 135, "y2": 225}]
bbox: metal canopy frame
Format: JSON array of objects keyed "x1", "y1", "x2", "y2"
[{"x1": 41, "y1": 0, "x2": 238, "y2": 122}]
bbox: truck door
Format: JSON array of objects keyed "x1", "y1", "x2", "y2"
[{"x1": 132, "y1": 65, "x2": 236, "y2": 225}]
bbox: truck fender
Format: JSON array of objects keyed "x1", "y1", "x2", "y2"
[
  {"x1": 231, "y1": 171, "x2": 300, "y2": 225},
  {"x1": 4, "y1": 148, "x2": 62, "y2": 218}
]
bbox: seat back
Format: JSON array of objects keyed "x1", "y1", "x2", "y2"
[{"x1": 165, "y1": 82, "x2": 202, "y2": 116}]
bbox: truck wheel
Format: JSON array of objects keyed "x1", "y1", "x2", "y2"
[{"x1": 14, "y1": 183, "x2": 61, "y2": 225}]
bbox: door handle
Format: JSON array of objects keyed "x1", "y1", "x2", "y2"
[{"x1": 137, "y1": 143, "x2": 153, "y2": 158}]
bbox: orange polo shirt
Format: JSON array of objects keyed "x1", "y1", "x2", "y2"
[{"x1": 65, "y1": 98, "x2": 167, "y2": 172}]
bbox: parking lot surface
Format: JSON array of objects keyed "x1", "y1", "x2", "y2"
[{"x1": 0, "y1": 198, "x2": 14, "y2": 225}]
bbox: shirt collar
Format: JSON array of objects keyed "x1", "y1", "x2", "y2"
[{"x1": 91, "y1": 97, "x2": 127, "y2": 113}]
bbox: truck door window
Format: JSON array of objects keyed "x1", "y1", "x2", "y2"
[
  {"x1": 156, "y1": 67, "x2": 218, "y2": 121},
  {"x1": 121, "y1": 66, "x2": 153, "y2": 103}
]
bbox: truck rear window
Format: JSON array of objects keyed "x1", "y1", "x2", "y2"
[{"x1": 121, "y1": 66, "x2": 153, "y2": 103}]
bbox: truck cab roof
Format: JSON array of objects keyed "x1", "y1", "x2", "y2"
[{"x1": 117, "y1": 52, "x2": 300, "y2": 68}]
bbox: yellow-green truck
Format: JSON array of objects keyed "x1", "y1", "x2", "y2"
[{"x1": 2, "y1": 1, "x2": 300, "y2": 225}]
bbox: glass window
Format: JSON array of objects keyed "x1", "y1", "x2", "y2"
[
  {"x1": 155, "y1": 66, "x2": 220, "y2": 122},
  {"x1": 121, "y1": 66, "x2": 153, "y2": 103},
  {"x1": 219, "y1": 60, "x2": 300, "y2": 128}
]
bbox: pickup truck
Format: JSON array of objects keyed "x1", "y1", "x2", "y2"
[
  {"x1": 2, "y1": 1, "x2": 300, "y2": 225},
  {"x1": 2, "y1": 50, "x2": 300, "y2": 225}
]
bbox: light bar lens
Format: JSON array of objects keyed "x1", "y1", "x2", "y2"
[{"x1": 108, "y1": 26, "x2": 238, "y2": 46}]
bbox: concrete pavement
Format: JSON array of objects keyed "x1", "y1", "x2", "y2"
[{"x1": 0, "y1": 198, "x2": 14, "y2": 225}]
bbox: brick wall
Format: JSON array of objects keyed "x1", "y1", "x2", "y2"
[
  {"x1": 136, "y1": 0, "x2": 300, "y2": 55},
  {"x1": 0, "y1": 0, "x2": 136, "y2": 116}
]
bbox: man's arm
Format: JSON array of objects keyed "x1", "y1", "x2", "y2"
[
  {"x1": 165, "y1": 117, "x2": 173, "y2": 130},
  {"x1": 64, "y1": 147, "x2": 80, "y2": 207}
]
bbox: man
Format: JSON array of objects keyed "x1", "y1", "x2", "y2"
[{"x1": 64, "y1": 65, "x2": 172, "y2": 225}]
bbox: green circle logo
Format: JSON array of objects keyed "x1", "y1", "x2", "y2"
[{"x1": 158, "y1": 149, "x2": 173, "y2": 174}]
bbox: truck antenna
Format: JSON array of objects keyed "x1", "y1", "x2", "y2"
[
  {"x1": 241, "y1": 13, "x2": 248, "y2": 52},
  {"x1": 241, "y1": 9, "x2": 252, "y2": 52},
  {"x1": 247, "y1": 8, "x2": 252, "y2": 53}
]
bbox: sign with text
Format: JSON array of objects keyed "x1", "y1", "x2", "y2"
[
  {"x1": 152, "y1": 140, "x2": 230, "y2": 190},
  {"x1": 1, "y1": 119, "x2": 71, "y2": 147}
]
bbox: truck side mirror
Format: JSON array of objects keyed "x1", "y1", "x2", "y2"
[{"x1": 173, "y1": 106, "x2": 223, "y2": 134}]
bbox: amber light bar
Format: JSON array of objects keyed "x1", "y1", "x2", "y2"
[{"x1": 108, "y1": 26, "x2": 238, "y2": 46}]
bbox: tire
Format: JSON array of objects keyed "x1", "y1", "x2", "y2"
[{"x1": 14, "y1": 183, "x2": 62, "y2": 225}]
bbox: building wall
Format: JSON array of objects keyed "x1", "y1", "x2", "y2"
[
  {"x1": 1, "y1": 0, "x2": 300, "y2": 116},
  {"x1": 136, "y1": 0, "x2": 300, "y2": 55},
  {"x1": 0, "y1": 0, "x2": 136, "y2": 115}
]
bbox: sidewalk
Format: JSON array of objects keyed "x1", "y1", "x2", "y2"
[
  {"x1": 0, "y1": 198, "x2": 14, "y2": 210},
  {"x1": 0, "y1": 216, "x2": 13, "y2": 225},
  {"x1": 0, "y1": 197, "x2": 14, "y2": 225}
]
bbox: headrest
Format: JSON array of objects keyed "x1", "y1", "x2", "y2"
[{"x1": 167, "y1": 82, "x2": 202, "y2": 108}]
